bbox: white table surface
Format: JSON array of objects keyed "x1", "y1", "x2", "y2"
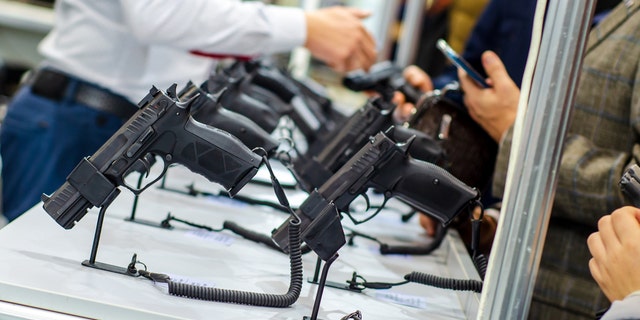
[{"x1": 0, "y1": 164, "x2": 480, "y2": 320}]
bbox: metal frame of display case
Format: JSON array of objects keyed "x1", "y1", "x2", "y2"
[{"x1": 479, "y1": 0, "x2": 597, "y2": 318}]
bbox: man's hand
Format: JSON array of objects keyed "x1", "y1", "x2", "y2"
[
  {"x1": 393, "y1": 65, "x2": 433, "y2": 122},
  {"x1": 588, "y1": 206, "x2": 640, "y2": 301},
  {"x1": 304, "y1": 7, "x2": 377, "y2": 73},
  {"x1": 419, "y1": 213, "x2": 438, "y2": 237},
  {"x1": 460, "y1": 51, "x2": 519, "y2": 142}
]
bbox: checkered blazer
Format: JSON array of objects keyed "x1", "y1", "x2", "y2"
[{"x1": 492, "y1": 1, "x2": 640, "y2": 318}]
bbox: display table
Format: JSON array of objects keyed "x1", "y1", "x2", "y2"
[{"x1": 0, "y1": 165, "x2": 481, "y2": 319}]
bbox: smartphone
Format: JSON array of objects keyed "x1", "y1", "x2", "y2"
[{"x1": 436, "y1": 39, "x2": 490, "y2": 88}]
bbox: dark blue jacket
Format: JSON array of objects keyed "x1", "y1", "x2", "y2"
[{"x1": 434, "y1": 0, "x2": 537, "y2": 89}]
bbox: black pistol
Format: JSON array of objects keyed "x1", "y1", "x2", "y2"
[
  {"x1": 620, "y1": 164, "x2": 640, "y2": 207},
  {"x1": 42, "y1": 85, "x2": 262, "y2": 229},
  {"x1": 206, "y1": 71, "x2": 282, "y2": 133},
  {"x1": 343, "y1": 60, "x2": 422, "y2": 104},
  {"x1": 292, "y1": 97, "x2": 446, "y2": 193},
  {"x1": 177, "y1": 81, "x2": 279, "y2": 155},
  {"x1": 272, "y1": 129, "x2": 479, "y2": 260}
]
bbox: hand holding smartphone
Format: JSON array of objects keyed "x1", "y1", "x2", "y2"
[{"x1": 436, "y1": 39, "x2": 490, "y2": 88}]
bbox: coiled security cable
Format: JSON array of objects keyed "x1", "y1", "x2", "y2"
[{"x1": 139, "y1": 151, "x2": 305, "y2": 307}]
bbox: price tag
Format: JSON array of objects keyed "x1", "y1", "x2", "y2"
[
  {"x1": 185, "y1": 229, "x2": 235, "y2": 246},
  {"x1": 374, "y1": 291, "x2": 428, "y2": 309}
]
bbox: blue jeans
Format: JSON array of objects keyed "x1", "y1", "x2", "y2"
[{"x1": 1, "y1": 79, "x2": 125, "y2": 221}]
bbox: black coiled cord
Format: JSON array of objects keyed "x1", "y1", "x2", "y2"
[
  {"x1": 473, "y1": 253, "x2": 488, "y2": 279},
  {"x1": 168, "y1": 219, "x2": 303, "y2": 307},
  {"x1": 404, "y1": 271, "x2": 483, "y2": 293}
]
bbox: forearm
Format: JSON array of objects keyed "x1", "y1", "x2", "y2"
[{"x1": 120, "y1": 0, "x2": 305, "y2": 55}]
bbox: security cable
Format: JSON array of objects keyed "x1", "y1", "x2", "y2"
[{"x1": 135, "y1": 152, "x2": 305, "y2": 307}]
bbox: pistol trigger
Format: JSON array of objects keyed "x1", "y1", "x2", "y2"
[
  {"x1": 362, "y1": 193, "x2": 371, "y2": 212},
  {"x1": 138, "y1": 157, "x2": 152, "y2": 178}
]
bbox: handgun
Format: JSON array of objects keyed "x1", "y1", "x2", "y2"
[
  {"x1": 177, "y1": 81, "x2": 279, "y2": 155},
  {"x1": 620, "y1": 164, "x2": 640, "y2": 207},
  {"x1": 242, "y1": 60, "x2": 329, "y2": 144},
  {"x1": 343, "y1": 60, "x2": 422, "y2": 104},
  {"x1": 272, "y1": 129, "x2": 479, "y2": 260},
  {"x1": 206, "y1": 71, "x2": 282, "y2": 133},
  {"x1": 42, "y1": 85, "x2": 262, "y2": 229},
  {"x1": 292, "y1": 96, "x2": 446, "y2": 193}
]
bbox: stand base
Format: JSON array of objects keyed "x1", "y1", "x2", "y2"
[
  {"x1": 307, "y1": 277, "x2": 362, "y2": 293},
  {"x1": 124, "y1": 217, "x2": 173, "y2": 229},
  {"x1": 82, "y1": 260, "x2": 135, "y2": 276}
]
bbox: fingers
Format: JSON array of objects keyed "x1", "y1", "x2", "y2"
[
  {"x1": 587, "y1": 231, "x2": 605, "y2": 264},
  {"x1": 403, "y1": 65, "x2": 433, "y2": 92},
  {"x1": 588, "y1": 257, "x2": 612, "y2": 300},
  {"x1": 480, "y1": 51, "x2": 511, "y2": 89},
  {"x1": 349, "y1": 32, "x2": 377, "y2": 71},
  {"x1": 611, "y1": 206, "x2": 640, "y2": 244},
  {"x1": 597, "y1": 214, "x2": 617, "y2": 251},
  {"x1": 304, "y1": 7, "x2": 378, "y2": 73},
  {"x1": 458, "y1": 67, "x2": 480, "y2": 96},
  {"x1": 419, "y1": 213, "x2": 437, "y2": 237},
  {"x1": 345, "y1": 7, "x2": 371, "y2": 19}
]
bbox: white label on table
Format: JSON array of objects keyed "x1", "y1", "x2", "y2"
[
  {"x1": 374, "y1": 290, "x2": 428, "y2": 309},
  {"x1": 184, "y1": 229, "x2": 235, "y2": 246}
]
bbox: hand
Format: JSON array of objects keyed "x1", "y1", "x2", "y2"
[
  {"x1": 587, "y1": 206, "x2": 640, "y2": 301},
  {"x1": 418, "y1": 213, "x2": 438, "y2": 237},
  {"x1": 459, "y1": 51, "x2": 519, "y2": 142},
  {"x1": 393, "y1": 65, "x2": 433, "y2": 122},
  {"x1": 304, "y1": 7, "x2": 377, "y2": 73}
]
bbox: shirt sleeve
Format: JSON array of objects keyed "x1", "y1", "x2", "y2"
[
  {"x1": 601, "y1": 291, "x2": 640, "y2": 320},
  {"x1": 120, "y1": 0, "x2": 306, "y2": 56}
]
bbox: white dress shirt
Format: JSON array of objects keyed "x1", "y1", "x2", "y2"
[{"x1": 39, "y1": 0, "x2": 306, "y2": 103}]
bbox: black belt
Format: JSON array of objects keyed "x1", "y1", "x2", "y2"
[{"x1": 29, "y1": 68, "x2": 138, "y2": 120}]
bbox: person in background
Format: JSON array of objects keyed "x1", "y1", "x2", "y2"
[
  {"x1": 396, "y1": 0, "x2": 538, "y2": 258},
  {"x1": 0, "y1": 0, "x2": 377, "y2": 223},
  {"x1": 587, "y1": 206, "x2": 640, "y2": 320},
  {"x1": 413, "y1": 0, "x2": 490, "y2": 78},
  {"x1": 455, "y1": 0, "x2": 637, "y2": 318}
]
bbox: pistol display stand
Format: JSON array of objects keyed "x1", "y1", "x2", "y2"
[
  {"x1": 82, "y1": 203, "x2": 137, "y2": 277},
  {"x1": 123, "y1": 174, "x2": 169, "y2": 229},
  {"x1": 303, "y1": 254, "x2": 339, "y2": 320},
  {"x1": 308, "y1": 256, "x2": 362, "y2": 293}
]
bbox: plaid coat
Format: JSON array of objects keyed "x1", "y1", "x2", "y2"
[{"x1": 492, "y1": 1, "x2": 640, "y2": 318}]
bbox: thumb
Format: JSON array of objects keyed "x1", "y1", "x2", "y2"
[
  {"x1": 345, "y1": 7, "x2": 372, "y2": 19},
  {"x1": 481, "y1": 51, "x2": 511, "y2": 86},
  {"x1": 633, "y1": 207, "x2": 640, "y2": 224}
]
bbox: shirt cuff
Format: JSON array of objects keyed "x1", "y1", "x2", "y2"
[{"x1": 262, "y1": 5, "x2": 306, "y2": 53}]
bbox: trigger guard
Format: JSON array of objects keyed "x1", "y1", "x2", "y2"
[{"x1": 122, "y1": 158, "x2": 169, "y2": 195}]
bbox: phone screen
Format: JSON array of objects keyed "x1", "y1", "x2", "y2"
[{"x1": 436, "y1": 39, "x2": 490, "y2": 88}]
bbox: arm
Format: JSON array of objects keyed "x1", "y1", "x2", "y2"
[
  {"x1": 120, "y1": 0, "x2": 306, "y2": 55},
  {"x1": 120, "y1": 1, "x2": 376, "y2": 72},
  {"x1": 489, "y1": 24, "x2": 640, "y2": 226}
]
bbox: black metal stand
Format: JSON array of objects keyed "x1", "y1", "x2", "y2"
[
  {"x1": 303, "y1": 253, "x2": 339, "y2": 320},
  {"x1": 307, "y1": 256, "x2": 362, "y2": 293},
  {"x1": 123, "y1": 173, "x2": 168, "y2": 229},
  {"x1": 81, "y1": 205, "x2": 136, "y2": 276}
]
